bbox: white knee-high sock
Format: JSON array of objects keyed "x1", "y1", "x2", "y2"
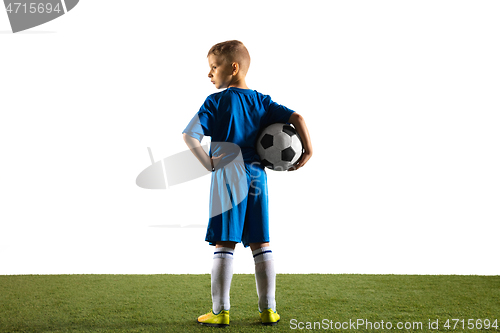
[
  {"x1": 253, "y1": 247, "x2": 276, "y2": 312},
  {"x1": 211, "y1": 247, "x2": 234, "y2": 313}
]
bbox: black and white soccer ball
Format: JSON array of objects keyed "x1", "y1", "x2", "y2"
[{"x1": 256, "y1": 123, "x2": 303, "y2": 171}]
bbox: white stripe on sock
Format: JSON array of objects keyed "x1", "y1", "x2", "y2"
[
  {"x1": 252, "y1": 247, "x2": 273, "y2": 264},
  {"x1": 213, "y1": 247, "x2": 234, "y2": 259}
]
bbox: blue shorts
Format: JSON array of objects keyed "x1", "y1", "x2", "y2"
[{"x1": 205, "y1": 161, "x2": 269, "y2": 248}]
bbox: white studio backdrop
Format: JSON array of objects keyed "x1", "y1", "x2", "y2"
[{"x1": 0, "y1": 1, "x2": 499, "y2": 275}]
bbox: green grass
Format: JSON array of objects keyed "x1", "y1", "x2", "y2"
[{"x1": 0, "y1": 274, "x2": 499, "y2": 332}]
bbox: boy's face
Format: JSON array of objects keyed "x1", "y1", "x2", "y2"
[{"x1": 208, "y1": 54, "x2": 234, "y2": 89}]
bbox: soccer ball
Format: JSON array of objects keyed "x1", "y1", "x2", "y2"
[{"x1": 256, "y1": 123, "x2": 303, "y2": 171}]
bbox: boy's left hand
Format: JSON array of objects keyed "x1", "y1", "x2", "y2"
[{"x1": 288, "y1": 150, "x2": 312, "y2": 171}]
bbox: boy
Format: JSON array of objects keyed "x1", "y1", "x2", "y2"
[{"x1": 182, "y1": 40, "x2": 312, "y2": 327}]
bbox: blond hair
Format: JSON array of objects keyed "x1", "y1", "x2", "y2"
[{"x1": 207, "y1": 40, "x2": 251, "y2": 75}]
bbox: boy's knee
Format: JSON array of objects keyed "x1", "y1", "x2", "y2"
[
  {"x1": 215, "y1": 241, "x2": 237, "y2": 249},
  {"x1": 250, "y1": 242, "x2": 270, "y2": 252}
]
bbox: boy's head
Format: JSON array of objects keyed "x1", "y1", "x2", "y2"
[{"x1": 207, "y1": 40, "x2": 251, "y2": 89}]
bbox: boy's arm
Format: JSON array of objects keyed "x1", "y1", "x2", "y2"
[
  {"x1": 182, "y1": 133, "x2": 224, "y2": 172},
  {"x1": 288, "y1": 112, "x2": 313, "y2": 171}
]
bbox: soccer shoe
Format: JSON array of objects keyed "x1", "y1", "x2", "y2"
[
  {"x1": 260, "y1": 309, "x2": 280, "y2": 326},
  {"x1": 197, "y1": 309, "x2": 230, "y2": 327}
]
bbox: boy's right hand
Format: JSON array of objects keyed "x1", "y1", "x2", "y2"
[{"x1": 211, "y1": 153, "x2": 227, "y2": 170}]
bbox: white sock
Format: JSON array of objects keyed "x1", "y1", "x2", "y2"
[
  {"x1": 253, "y1": 247, "x2": 276, "y2": 312},
  {"x1": 211, "y1": 247, "x2": 234, "y2": 313}
]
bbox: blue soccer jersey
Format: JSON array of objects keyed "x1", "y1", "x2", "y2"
[{"x1": 183, "y1": 87, "x2": 295, "y2": 247}]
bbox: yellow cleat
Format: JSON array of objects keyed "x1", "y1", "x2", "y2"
[
  {"x1": 197, "y1": 309, "x2": 230, "y2": 327},
  {"x1": 260, "y1": 308, "x2": 280, "y2": 326}
]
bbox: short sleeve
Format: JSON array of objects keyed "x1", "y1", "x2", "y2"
[
  {"x1": 262, "y1": 96, "x2": 295, "y2": 127},
  {"x1": 182, "y1": 96, "x2": 215, "y2": 141}
]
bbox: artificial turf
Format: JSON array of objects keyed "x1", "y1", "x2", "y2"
[{"x1": 0, "y1": 274, "x2": 499, "y2": 332}]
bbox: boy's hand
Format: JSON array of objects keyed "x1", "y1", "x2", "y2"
[
  {"x1": 288, "y1": 150, "x2": 312, "y2": 171},
  {"x1": 183, "y1": 133, "x2": 230, "y2": 172},
  {"x1": 211, "y1": 153, "x2": 227, "y2": 170}
]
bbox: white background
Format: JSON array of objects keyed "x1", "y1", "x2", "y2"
[{"x1": 1, "y1": 1, "x2": 499, "y2": 275}]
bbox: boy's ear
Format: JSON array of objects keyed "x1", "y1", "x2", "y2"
[{"x1": 232, "y1": 62, "x2": 239, "y2": 75}]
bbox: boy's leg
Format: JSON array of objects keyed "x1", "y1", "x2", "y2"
[
  {"x1": 211, "y1": 241, "x2": 236, "y2": 313},
  {"x1": 198, "y1": 241, "x2": 236, "y2": 327},
  {"x1": 251, "y1": 242, "x2": 279, "y2": 325}
]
